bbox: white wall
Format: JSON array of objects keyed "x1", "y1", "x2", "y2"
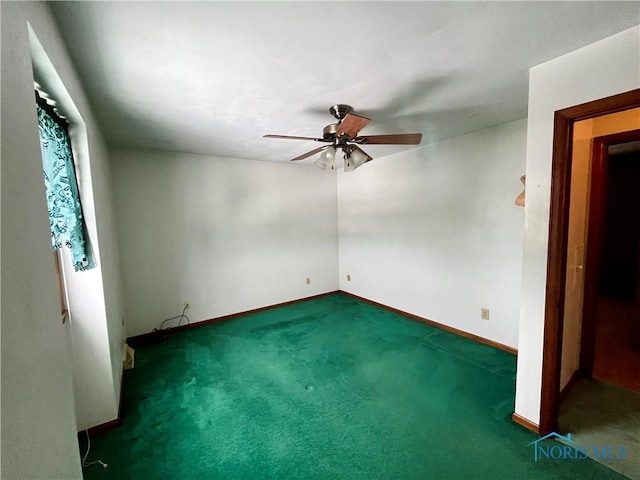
[
  {"x1": 338, "y1": 119, "x2": 527, "y2": 349},
  {"x1": 515, "y1": 25, "x2": 640, "y2": 426},
  {"x1": 0, "y1": 2, "x2": 81, "y2": 478},
  {"x1": 112, "y1": 149, "x2": 339, "y2": 337}
]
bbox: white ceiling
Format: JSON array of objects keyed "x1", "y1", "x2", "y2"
[{"x1": 50, "y1": 2, "x2": 639, "y2": 164}]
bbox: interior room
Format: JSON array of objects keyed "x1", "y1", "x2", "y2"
[{"x1": 1, "y1": 2, "x2": 639, "y2": 479}]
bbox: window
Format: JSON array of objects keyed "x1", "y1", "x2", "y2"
[{"x1": 35, "y1": 88, "x2": 95, "y2": 321}]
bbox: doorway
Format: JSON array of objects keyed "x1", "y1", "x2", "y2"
[
  {"x1": 542, "y1": 97, "x2": 640, "y2": 479},
  {"x1": 538, "y1": 89, "x2": 640, "y2": 436},
  {"x1": 557, "y1": 132, "x2": 640, "y2": 479}
]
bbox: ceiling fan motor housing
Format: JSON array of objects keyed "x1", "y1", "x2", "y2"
[{"x1": 323, "y1": 123, "x2": 339, "y2": 141}]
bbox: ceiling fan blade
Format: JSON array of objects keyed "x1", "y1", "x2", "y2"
[
  {"x1": 337, "y1": 113, "x2": 371, "y2": 139},
  {"x1": 264, "y1": 134, "x2": 325, "y2": 142},
  {"x1": 291, "y1": 145, "x2": 329, "y2": 162},
  {"x1": 354, "y1": 133, "x2": 423, "y2": 145}
]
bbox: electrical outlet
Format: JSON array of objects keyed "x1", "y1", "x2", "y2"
[
  {"x1": 305, "y1": 277, "x2": 310, "y2": 285},
  {"x1": 184, "y1": 299, "x2": 191, "y2": 309},
  {"x1": 481, "y1": 308, "x2": 490, "y2": 320},
  {"x1": 347, "y1": 274, "x2": 351, "y2": 281}
]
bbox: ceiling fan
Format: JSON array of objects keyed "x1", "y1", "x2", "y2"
[{"x1": 263, "y1": 104, "x2": 422, "y2": 171}]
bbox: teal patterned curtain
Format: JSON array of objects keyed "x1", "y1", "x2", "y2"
[{"x1": 36, "y1": 93, "x2": 95, "y2": 271}]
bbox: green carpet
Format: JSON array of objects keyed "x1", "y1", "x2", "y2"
[
  {"x1": 559, "y1": 378, "x2": 640, "y2": 479},
  {"x1": 81, "y1": 293, "x2": 627, "y2": 479}
]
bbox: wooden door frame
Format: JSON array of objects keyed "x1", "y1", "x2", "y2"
[
  {"x1": 580, "y1": 128, "x2": 640, "y2": 375},
  {"x1": 538, "y1": 88, "x2": 640, "y2": 436}
]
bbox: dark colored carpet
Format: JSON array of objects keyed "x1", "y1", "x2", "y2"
[{"x1": 81, "y1": 293, "x2": 627, "y2": 479}]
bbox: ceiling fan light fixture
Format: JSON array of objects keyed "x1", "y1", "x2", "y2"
[
  {"x1": 344, "y1": 146, "x2": 371, "y2": 172},
  {"x1": 314, "y1": 158, "x2": 327, "y2": 170},
  {"x1": 314, "y1": 145, "x2": 336, "y2": 170},
  {"x1": 350, "y1": 147, "x2": 368, "y2": 165},
  {"x1": 324, "y1": 145, "x2": 336, "y2": 162},
  {"x1": 344, "y1": 159, "x2": 355, "y2": 172}
]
